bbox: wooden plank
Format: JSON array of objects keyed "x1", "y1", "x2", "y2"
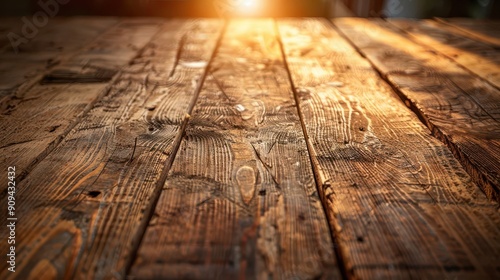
[
  {"x1": 436, "y1": 18, "x2": 500, "y2": 48},
  {"x1": 334, "y1": 18, "x2": 500, "y2": 203},
  {"x1": 0, "y1": 18, "x2": 161, "y2": 183},
  {"x1": 2, "y1": 17, "x2": 118, "y2": 54},
  {"x1": 130, "y1": 19, "x2": 339, "y2": 279},
  {"x1": 0, "y1": 18, "x2": 118, "y2": 103},
  {"x1": 388, "y1": 19, "x2": 500, "y2": 90},
  {"x1": 279, "y1": 18, "x2": 500, "y2": 279},
  {"x1": 0, "y1": 83, "x2": 108, "y2": 180},
  {"x1": 42, "y1": 18, "x2": 164, "y2": 84},
  {"x1": 0, "y1": 19, "x2": 223, "y2": 280}
]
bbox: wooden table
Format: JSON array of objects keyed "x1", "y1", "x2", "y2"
[{"x1": 0, "y1": 17, "x2": 499, "y2": 279}]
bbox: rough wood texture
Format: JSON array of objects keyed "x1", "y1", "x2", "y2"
[
  {"x1": 1, "y1": 17, "x2": 500, "y2": 280},
  {"x1": 0, "y1": 18, "x2": 118, "y2": 94},
  {"x1": 0, "y1": 19, "x2": 223, "y2": 280},
  {"x1": 436, "y1": 18, "x2": 500, "y2": 47},
  {"x1": 131, "y1": 19, "x2": 339, "y2": 280},
  {"x1": 335, "y1": 18, "x2": 500, "y2": 203},
  {"x1": 0, "y1": 18, "x2": 160, "y2": 186},
  {"x1": 43, "y1": 18, "x2": 163, "y2": 84},
  {"x1": 2, "y1": 17, "x2": 118, "y2": 55},
  {"x1": 279, "y1": 18, "x2": 500, "y2": 279},
  {"x1": 0, "y1": 83, "x2": 108, "y2": 181},
  {"x1": 388, "y1": 19, "x2": 500, "y2": 90}
]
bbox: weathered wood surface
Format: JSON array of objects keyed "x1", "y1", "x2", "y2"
[
  {"x1": 0, "y1": 18, "x2": 160, "y2": 187},
  {"x1": 131, "y1": 19, "x2": 339, "y2": 280},
  {"x1": 2, "y1": 17, "x2": 118, "y2": 54},
  {"x1": 335, "y1": 18, "x2": 500, "y2": 203},
  {"x1": 280, "y1": 18, "x2": 500, "y2": 279},
  {"x1": 0, "y1": 17, "x2": 499, "y2": 280},
  {"x1": 0, "y1": 83, "x2": 108, "y2": 182},
  {"x1": 388, "y1": 19, "x2": 500, "y2": 89},
  {"x1": 0, "y1": 19, "x2": 223, "y2": 279},
  {"x1": 43, "y1": 18, "x2": 163, "y2": 84},
  {"x1": 0, "y1": 18, "x2": 118, "y2": 95},
  {"x1": 436, "y1": 18, "x2": 500, "y2": 47}
]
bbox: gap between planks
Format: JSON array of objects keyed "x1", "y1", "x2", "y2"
[
  {"x1": 0, "y1": 18, "x2": 120, "y2": 103},
  {"x1": 0, "y1": 19, "x2": 122, "y2": 184},
  {"x1": 385, "y1": 18, "x2": 500, "y2": 93},
  {"x1": 0, "y1": 18, "x2": 216, "y2": 278},
  {"x1": 332, "y1": 18, "x2": 500, "y2": 203},
  {"x1": 124, "y1": 19, "x2": 228, "y2": 275},
  {"x1": 281, "y1": 18, "x2": 499, "y2": 279},
  {"x1": 273, "y1": 18, "x2": 350, "y2": 280},
  {"x1": 130, "y1": 18, "x2": 340, "y2": 279},
  {"x1": 434, "y1": 18, "x2": 500, "y2": 48},
  {"x1": 0, "y1": 19, "x2": 163, "y2": 186}
]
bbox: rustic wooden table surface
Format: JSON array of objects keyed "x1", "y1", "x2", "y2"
[{"x1": 0, "y1": 17, "x2": 499, "y2": 279}]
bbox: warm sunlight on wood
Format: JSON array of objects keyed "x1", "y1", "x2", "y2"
[
  {"x1": 243, "y1": 0, "x2": 256, "y2": 7},
  {"x1": 239, "y1": 0, "x2": 261, "y2": 14}
]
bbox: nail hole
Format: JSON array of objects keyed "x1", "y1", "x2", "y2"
[{"x1": 87, "y1": 191, "x2": 101, "y2": 198}]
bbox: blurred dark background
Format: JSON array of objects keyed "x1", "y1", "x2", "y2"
[{"x1": 0, "y1": 0, "x2": 498, "y2": 18}]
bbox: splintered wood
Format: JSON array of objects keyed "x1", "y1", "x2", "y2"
[{"x1": 0, "y1": 17, "x2": 499, "y2": 280}]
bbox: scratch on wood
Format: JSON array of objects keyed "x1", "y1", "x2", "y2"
[
  {"x1": 128, "y1": 137, "x2": 138, "y2": 164},
  {"x1": 250, "y1": 143, "x2": 280, "y2": 188}
]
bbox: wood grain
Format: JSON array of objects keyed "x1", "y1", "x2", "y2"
[
  {"x1": 335, "y1": 18, "x2": 500, "y2": 203},
  {"x1": 388, "y1": 19, "x2": 500, "y2": 90},
  {"x1": 0, "y1": 18, "x2": 118, "y2": 95},
  {"x1": 1, "y1": 17, "x2": 499, "y2": 279},
  {"x1": 130, "y1": 19, "x2": 339, "y2": 280},
  {"x1": 279, "y1": 18, "x2": 500, "y2": 279},
  {"x1": 42, "y1": 18, "x2": 163, "y2": 84},
  {"x1": 0, "y1": 19, "x2": 223, "y2": 280},
  {"x1": 0, "y1": 18, "x2": 161, "y2": 185},
  {"x1": 436, "y1": 18, "x2": 500, "y2": 48},
  {"x1": 2, "y1": 17, "x2": 118, "y2": 54},
  {"x1": 0, "y1": 83, "x2": 108, "y2": 182}
]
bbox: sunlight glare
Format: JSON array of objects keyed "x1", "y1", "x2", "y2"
[
  {"x1": 239, "y1": 0, "x2": 260, "y2": 12},
  {"x1": 244, "y1": 0, "x2": 255, "y2": 7}
]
